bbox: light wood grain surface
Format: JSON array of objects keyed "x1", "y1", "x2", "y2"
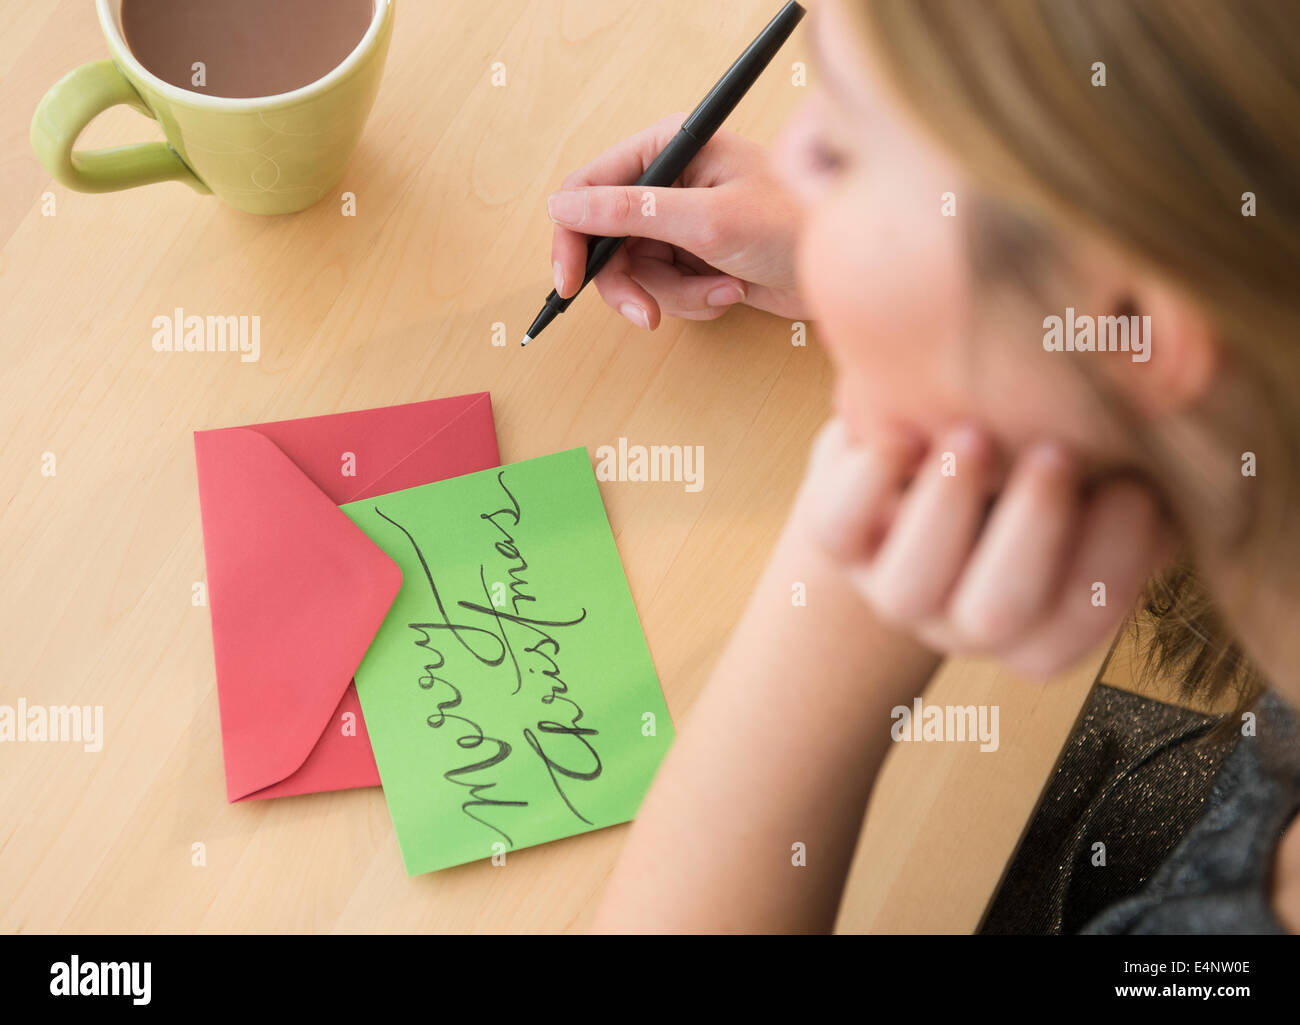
[{"x1": 0, "y1": 0, "x2": 1105, "y2": 933}]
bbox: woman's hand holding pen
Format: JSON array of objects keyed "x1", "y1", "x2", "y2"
[{"x1": 547, "y1": 114, "x2": 809, "y2": 329}]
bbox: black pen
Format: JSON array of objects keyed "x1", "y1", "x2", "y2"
[{"x1": 522, "y1": 1, "x2": 806, "y2": 347}]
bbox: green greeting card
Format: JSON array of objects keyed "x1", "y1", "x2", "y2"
[{"x1": 340, "y1": 448, "x2": 674, "y2": 874}]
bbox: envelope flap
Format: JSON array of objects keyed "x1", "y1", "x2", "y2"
[
  {"x1": 195, "y1": 427, "x2": 402, "y2": 801},
  {"x1": 248, "y1": 392, "x2": 493, "y2": 504},
  {"x1": 346, "y1": 391, "x2": 499, "y2": 501}
]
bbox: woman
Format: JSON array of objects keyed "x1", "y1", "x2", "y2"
[{"x1": 545, "y1": 0, "x2": 1300, "y2": 932}]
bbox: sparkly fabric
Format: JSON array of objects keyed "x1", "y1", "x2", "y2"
[
  {"x1": 981, "y1": 686, "x2": 1300, "y2": 934},
  {"x1": 1082, "y1": 691, "x2": 1300, "y2": 934}
]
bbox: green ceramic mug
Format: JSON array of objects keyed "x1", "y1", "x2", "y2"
[{"x1": 31, "y1": 0, "x2": 394, "y2": 215}]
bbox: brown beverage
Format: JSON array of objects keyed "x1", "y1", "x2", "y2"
[{"x1": 121, "y1": 0, "x2": 375, "y2": 99}]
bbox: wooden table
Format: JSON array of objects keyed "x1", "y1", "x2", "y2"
[{"x1": 0, "y1": 0, "x2": 1105, "y2": 933}]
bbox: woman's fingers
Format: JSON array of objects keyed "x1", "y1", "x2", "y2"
[
  {"x1": 946, "y1": 443, "x2": 1082, "y2": 648},
  {"x1": 549, "y1": 114, "x2": 690, "y2": 301},
  {"x1": 999, "y1": 478, "x2": 1175, "y2": 679},
  {"x1": 625, "y1": 255, "x2": 748, "y2": 319},
  {"x1": 550, "y1": 221, "x2": 588, "y2": 300},
  {"x1": 854, "y1": 426, "x2": 999, "y2": 624},
  {"x1": 550, "y1": 185, "x2": 732, "y2": 252},
  {"x1": 803, "y1": 418, "x2": 924, "y2": 564},
  {"x1": 805, "y1": 422, "x2": 1176, "y2": 679},
  {"x1": 588, "y1": 248, "x2": 661, "y2": 330},
  {"x1": 559, "y1": 114, "x2": 689, "y2": 192},
  {"x1": 547, "y1": 184, "x2": 737, "y2": 312}
]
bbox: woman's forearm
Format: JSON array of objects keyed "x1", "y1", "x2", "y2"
[{"x1": 590, "y1": 507, "x2": 940, "y2": 933}]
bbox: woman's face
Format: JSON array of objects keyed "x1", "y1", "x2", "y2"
[
  {"x1": 773, "y1": 0, "x2": 1126, "y2": 468},
  {"x1": 770, "y1": 1, "x2": 1300, "y2": 723}
]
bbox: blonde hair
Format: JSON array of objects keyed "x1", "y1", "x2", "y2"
[{"x1": 844, "y1": 0, "x2": 1300, "y2": 711}]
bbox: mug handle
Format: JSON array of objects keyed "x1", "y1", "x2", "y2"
[{"x1": 31, "y1": 60, "x2": 209, "y2": 194}]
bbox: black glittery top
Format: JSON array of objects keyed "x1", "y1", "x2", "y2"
[{"x1": 1081, "y1": 691, "x2": 1300, "y2": 934}]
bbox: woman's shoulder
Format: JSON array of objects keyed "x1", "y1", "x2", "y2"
[{"x1": 1081, "y1": 691, "x2": 1300, "y2": 934}]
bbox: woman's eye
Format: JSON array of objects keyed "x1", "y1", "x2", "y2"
[{"x1": 808, "y1": 134, "x2": 851, "y2": 175}]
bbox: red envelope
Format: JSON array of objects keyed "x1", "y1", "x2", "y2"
[{"x1": 194, "y1": 393, "x2": 500, "y2": 802}]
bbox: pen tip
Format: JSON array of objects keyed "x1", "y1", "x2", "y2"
[{"x1": 521, "y1": 335, "x2": 532, "y2": 347}]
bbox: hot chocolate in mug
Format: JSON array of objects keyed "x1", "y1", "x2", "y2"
[{"x1": 31, "y1": 0, "x2": 394, "y2": 215}]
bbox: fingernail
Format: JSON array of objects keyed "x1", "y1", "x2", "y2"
[
  {"x1": 553, "y1": 261, "x2": 565, "y2": 294},
  {"x1": 948, "y1": 423, "x2": 990, "y2": 456},
  {"x1": 1028, "y1": 441, "x2": 1073, "y2": 474},
  {"x1": 619, "y1": 302, "x2": 650, "y2": 329},
  {"x1": 705, "y1": 284, "x2": 745, "y2": 307},
  {"x1": 938, "y1": 424, "x2": 995, "y2": 479},
  {"x1": 547, "y1": 190, "x2": 585, "y2": 226}
]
